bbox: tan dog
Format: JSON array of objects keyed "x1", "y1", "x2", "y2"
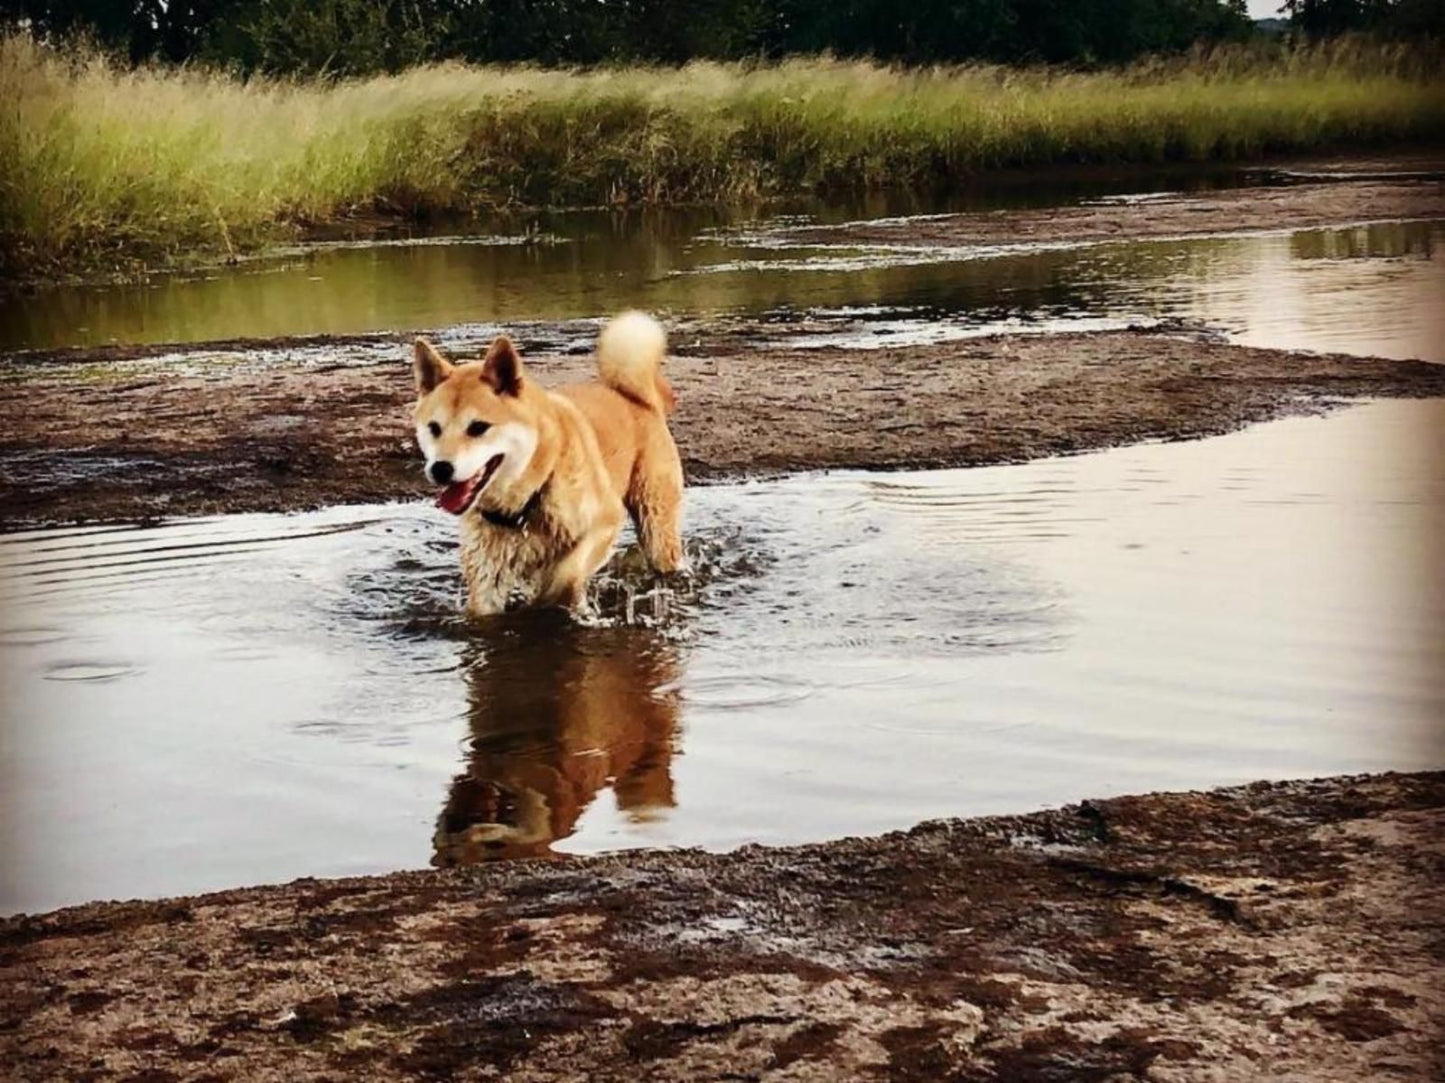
[{"x1": 411, "y1": 311, "x2": 685, "y2": 616}]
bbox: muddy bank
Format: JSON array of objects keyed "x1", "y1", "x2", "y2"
[
  {"x1": 3, "y1": 328, "x2": 1445, "y2": 529},
  {"x1": 770, "y1": 177, "x2": 1445, "y2": 249},
  {"x1": 3, "y1": 771, "x2": 1441, "y2": 1081}
]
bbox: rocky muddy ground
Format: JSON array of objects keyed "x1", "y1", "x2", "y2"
[
  {"x1": 4, "y1": 327, "x2": 1445, "y2": 529},
  {"x1": 2, "y1": 772, "x2": 1442, "y2": 1081}
]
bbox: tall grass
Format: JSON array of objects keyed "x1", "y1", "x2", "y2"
[{"x1": 2, "y1": 34, "x2": 1442, "y2": 279}]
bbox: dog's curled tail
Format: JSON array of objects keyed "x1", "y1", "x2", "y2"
[{"x1": 597, "y1": 310, "x2": 676, "y2": 415}]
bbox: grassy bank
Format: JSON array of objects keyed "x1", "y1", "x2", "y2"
[{"x1": 2, "y1": 35, "x2": 1442, "y2": 280}]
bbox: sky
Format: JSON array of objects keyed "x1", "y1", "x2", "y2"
[{"x1": 1247, "y1": 0, "x2": 1286, "y2": 17}]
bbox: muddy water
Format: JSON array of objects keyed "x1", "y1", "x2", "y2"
[
  {"x1": 4, "y1": 203, "x2": 1442, "y2": 363},
  {"x1": 3, "y1": 399, "x2": 1441, "y2": 913}
]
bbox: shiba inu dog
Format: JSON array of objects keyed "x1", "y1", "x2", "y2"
[{"x1": 411, "y1": 311, "x2": 685, "y2": 615}]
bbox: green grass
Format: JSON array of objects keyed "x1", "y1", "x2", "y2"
[{"x1": 2, "y1": 34, "x2": 1442, "y2": 280}]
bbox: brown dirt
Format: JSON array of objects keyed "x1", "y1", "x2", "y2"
[
  {"x1": 771, "y1": 177, "x2": 1445, "y2": 249},
  {"x1": 3, "y1": 327, "x2": 1445, "y2": 529},
  {"x1": 3, "y1": 771, "x2": 1442, "y2": 1081}
]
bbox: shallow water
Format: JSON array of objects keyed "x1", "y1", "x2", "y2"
[
  {"x1": 3, "y1": 398, "x2": 1442, "y2": 914},
  {"x1": 4, "y1": 190, "x2": 1441, "y2": 363}
]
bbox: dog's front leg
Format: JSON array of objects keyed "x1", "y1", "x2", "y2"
[
  {"x1": 465, "y1": 583, "x2": 511, "y2": 619},
  {"x1": 540, "y1": 516, "x2": 622, "y2": 612},
  {"x1": 459, "y1": 541, "x2": 519, "y2": 618}
]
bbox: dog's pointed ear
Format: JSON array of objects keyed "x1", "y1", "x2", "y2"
[
  {"x1": 413, "y1": 338, "x2": 452, "y2": 396},
  {"x1": 480, "y1": 335, "x2": 524, "y2": 397}
]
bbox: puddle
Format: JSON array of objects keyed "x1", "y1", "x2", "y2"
[{"x1": 3, "y1": 399, "x2": 1442, "y2": 914}]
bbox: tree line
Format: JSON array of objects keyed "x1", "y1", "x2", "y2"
[
  {"x1": 2, "y1": 0, "x2": 1439, "y2": 76},
  {"x1": 1285, "y1": 0, "x2": 1442, "y2": 38}
]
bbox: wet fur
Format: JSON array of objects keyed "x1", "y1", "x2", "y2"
[{"x1": 411, "y1": 312, "x2": 685, "y2": 616}]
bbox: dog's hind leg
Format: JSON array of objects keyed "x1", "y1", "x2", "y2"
[{"x1": 629, "y1": 445, "x2": 686, "y2": 575}]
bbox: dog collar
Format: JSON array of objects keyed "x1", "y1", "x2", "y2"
[{"x1": 480, "y1": 485, "x2": 546, "y2": 530}]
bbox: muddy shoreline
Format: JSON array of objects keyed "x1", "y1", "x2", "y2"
[
  {"x1": 771, "y1": 176, "x2": 1445, "y2": 249},
  {"x1": 3, "y1": 327, "x2": 1444, "y2": 530},
  {"x1": 3, "y1": 771, "x2": 1441, "y2": 1081}
]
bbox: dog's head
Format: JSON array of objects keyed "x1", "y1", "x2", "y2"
[{"x1": 411, "y1": 335, "x2": 540, "y2": 516}]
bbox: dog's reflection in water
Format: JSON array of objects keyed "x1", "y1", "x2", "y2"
[{"x1": 434, "y1": 613, "x2": 681, "y2": 865}]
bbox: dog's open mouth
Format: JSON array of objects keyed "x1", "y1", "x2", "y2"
[{"x1": 436, "y1": 453, "x2": 504, "y2": 516}]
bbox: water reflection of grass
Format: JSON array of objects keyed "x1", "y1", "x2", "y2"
[
  {"x1": 8, "y1": 219, "x2": 1440, "y2": 352},
  {"x1": 1289, "y1": 221, "x2": 1433, "y2": 260},
  {"x1": 3, "y1": 34, "x2": 1441, "y2": 280}
]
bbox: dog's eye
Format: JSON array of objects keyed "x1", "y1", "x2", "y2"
[
  {"x1": 466, "y1": 420, "x2": 490, "y2": 438},
  {"x1": 427, "y1": 421, "x2": 441, "y2": 438}
]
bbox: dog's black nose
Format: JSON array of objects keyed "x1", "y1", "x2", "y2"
[{"x1": 430, "y1": 460, "x2": 455, "y2": 484}]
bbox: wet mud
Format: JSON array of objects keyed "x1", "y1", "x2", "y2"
[
  {"x1": 4, "y1": 327, "x2": 1445, "y2": 529},
  {"x1": 767, "y1": 177, "x2": 1445, "y2": 250},
  {"x1": 3, "y1": 771, "x2": 1442, "y2": 1081}
]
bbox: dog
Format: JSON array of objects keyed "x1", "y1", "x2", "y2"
[{"x1": 411, "y1": 311, "x2": 686, "y2": 616}]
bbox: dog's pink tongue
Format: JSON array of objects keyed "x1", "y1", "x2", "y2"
[{"x1": 436, "y1": 480, "x2": 475, "y2": 515}]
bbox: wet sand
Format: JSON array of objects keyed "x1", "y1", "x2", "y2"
[
  {"x1": 770, "y1": 177, "x2": 1445, "y2": 249},
  {"x1": 3, "y1": 327, "x2": 1445, "y2": 529},
  {"x1": 3, "y1": 771, "x2": 1441, "y2": 1081}
]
